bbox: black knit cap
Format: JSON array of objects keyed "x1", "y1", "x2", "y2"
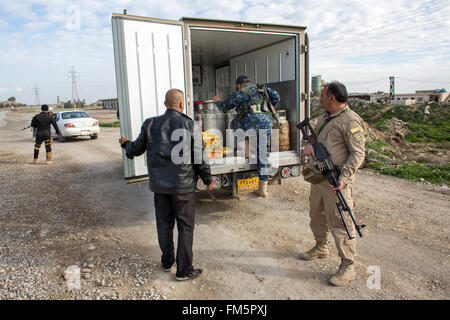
[
  {"x1": 236, "y1": 75, "x2": 250, "y2": 84},
  {"x1": 41, "y1": 104, "x2": 49, "y2": 111}
]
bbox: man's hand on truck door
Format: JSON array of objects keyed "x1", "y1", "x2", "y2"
[
  {"x1": 119, "y1": 136, "x2": 129, "y2": 145},
  {"x1": 212, "y1": 95, "x2": 221, "y2": 102},
  {"x1": 303, "y1": 142, "x2": 315, "y2": 157}
]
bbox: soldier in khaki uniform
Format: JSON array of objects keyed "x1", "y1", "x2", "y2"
[{"x1": 300, "y1": 81, "x2": 365, "y2": 286}]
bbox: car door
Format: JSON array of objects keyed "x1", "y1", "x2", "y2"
[{"x1": 112, "y1": 14, "x2": 187, "y2": 182}]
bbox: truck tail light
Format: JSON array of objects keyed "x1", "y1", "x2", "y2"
[
  {"x1": 291, "y1": 166, "x2": 301, "y2": 177},
  {"x1": 92, "y1": 121, "x2": 98, "y2": 126},
  {"x1": 281, "y1": 167, "x2": 291, "y2": 178},
  {"x1": 64, "y1": 123, "x2": 75, "y2": 128},
  {"x1": 196, "y1": 178, "x2": 207, "y2": 191}
]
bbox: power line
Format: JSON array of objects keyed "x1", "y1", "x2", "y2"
[
  {"x1": 396, "y1": 77, "x2": 450, "y2": 84},
  {"x1": 311, "y1": 2, "x2": 450, "y2": 50},
  {"x1": 32, "y1": 83, "x2": 40, "y2": 105},
  {"x1": 67, "y1": 66, "x2": 80, "y2": 103},
  {"x1": 313, "y1": 16, "x2": 448, "y2": 51},
  {"x1": 342, "y1": 78, "x2": 386, "y2": 86},
  {"x1": 310, "y1": 1, "x2": 450, "y2": 41}
]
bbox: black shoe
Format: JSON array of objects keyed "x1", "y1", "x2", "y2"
[
  {"x1": 162, "y1": 262, "x2": 175, "y2": 272},
  {"x1": 176, "y1": 268, "x2": 203, "y2": 281}
]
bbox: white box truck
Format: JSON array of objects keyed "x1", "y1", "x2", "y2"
[{"x1": 111, "y1": 13, "x2": 310, "y2": 195}]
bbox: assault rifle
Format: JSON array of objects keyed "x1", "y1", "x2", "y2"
[
  {"x1": 21, "y1": 125, "x2": 32, "y2": 131},
  {"x1": 297, "y1": 118, "x2": 366, "y2": 239},
  {"x1": 258, "y1": 85, "x2": 283, "y2": 134}
]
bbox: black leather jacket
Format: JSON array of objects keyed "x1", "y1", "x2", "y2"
[
  {"x1": 121, "y1": 109, "x2": 212, "y2": 194},
  {"x1": 31, "y1": 112, "x2": 61, "y2": 135}
]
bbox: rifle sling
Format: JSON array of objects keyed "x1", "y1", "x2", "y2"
[{"x1": 317, "y1": 108, "x2": 348, "y2": 136}]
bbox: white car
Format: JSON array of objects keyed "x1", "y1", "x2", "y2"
[{"x1": 51, "y1": 111, "x2": 100, "y2": 142}]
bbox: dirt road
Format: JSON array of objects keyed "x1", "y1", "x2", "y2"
[{"x1": 0, "y1": 109, "x2": 448, "y2": 300}]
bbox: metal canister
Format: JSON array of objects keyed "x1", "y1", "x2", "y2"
[
  {"x1": 201, "y1": 100, "x2": 225, "y2": 147},
  {"x1": 273, "y1": 109, "x2": 290, "y2": 151}
]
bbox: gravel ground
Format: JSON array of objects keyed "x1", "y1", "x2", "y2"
[{"x1": 0, "y1": 109, "x2": 449, "y2": 300}]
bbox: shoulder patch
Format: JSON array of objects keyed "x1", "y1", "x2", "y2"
[
  {"x1": 353, "y1": 132, "x2": 363, "y2": 143},
  {"x1": 350, "y1": 127, "x2": 361, "y2": 134}
]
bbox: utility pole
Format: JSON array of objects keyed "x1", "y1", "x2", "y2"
[
  {"x1": 33, "y1": 83, "x2": 40, "y2": 106},
  {"x1": 67, "y1": 66, "x2": 79, "y2": 110},
  {"x1": 389, "y1": 76, "x2": 395, "y2": 104}
]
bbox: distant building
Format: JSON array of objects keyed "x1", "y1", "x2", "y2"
[
  {"x1": 348, "y1": 93, "x2": 371, "y2": 100},
  {"x1": 370, "y1": 90, "x2": 450, "y2": 104},
  {"x1": 311, "y1": 75, "x2": 323, "y2": 95},
  {"x1": 99, "y1": 98, "x2": 119, "y2": 109}
]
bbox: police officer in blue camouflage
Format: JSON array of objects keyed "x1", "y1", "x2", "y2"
[{"x1": 213, "y1": 75, "x2": 280, "y2": 197}]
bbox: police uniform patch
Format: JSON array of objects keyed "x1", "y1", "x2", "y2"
[
  {"x1": 350, "y1": 127, "x2": 360, "y2": 134},
  {"x1": 353, "y1": 132, "x2": 363, "y2": 143}
]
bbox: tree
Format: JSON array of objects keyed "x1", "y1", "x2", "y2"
[
  {"x1": 64, "y1": 100, "x2": 73, "y2": 108},
  {"x1": 7, "y1": 96, "x2": 16, "y2": 102}
]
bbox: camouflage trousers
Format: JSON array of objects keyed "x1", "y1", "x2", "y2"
[{"x1": 231, "y1": 113, "x2": 272, "y2": 182}]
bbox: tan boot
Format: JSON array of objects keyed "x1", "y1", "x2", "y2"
[
  {"x1": 46, "y1": 152, "x2": 52, "y2": 164},
  {"x1": 329, "y1": 259, "x2": 356, "y2": 286},
  {"x1": 300, "y1": 241, "x2": 329, "y2": 260},
  {"x1": 33, "y1": 158, "x2": 38, "y2": 164},
  {"x1": 258, "y1": 180, "x2": 268, "y2": 198}
]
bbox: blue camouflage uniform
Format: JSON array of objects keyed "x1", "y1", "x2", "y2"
[{"x1": 216, "y1": 83, "x2": 280, "y2": 182}]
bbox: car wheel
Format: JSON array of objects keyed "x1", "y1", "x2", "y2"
[
  {"x1": 90, "y1": 134, "x2": 98, "y2": 140},
  {"x1": 58, "y1": 136, "x2": 66, "y2": 142}
]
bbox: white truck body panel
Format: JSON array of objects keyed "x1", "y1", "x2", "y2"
[
  {"x1": 111, "y1": 14, "x2": 308, "y2": 183},
  {"x1": 112, "y1": 17, "x2": 186, "y2": 178}
]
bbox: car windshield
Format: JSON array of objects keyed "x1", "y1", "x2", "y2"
[{"x1": 61, "y1": 112, "x2": 91, "y2": 119}]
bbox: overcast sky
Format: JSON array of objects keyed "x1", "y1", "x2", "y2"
[{"x1": 1, "y1": 0, "x2": 449, "y2": 104}]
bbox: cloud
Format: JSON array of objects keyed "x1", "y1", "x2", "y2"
[
  {"x1": 16, "y1": 88, "x2": 24, "y2": 92},
  {"x1": 0, "y1": 88, "x2": 8, "y2": 94},
  {"x1": 0, "y1": 0, "x2": 449, "y2": 104}
]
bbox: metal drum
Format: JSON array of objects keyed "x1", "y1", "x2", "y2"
[
  {"x1": 201, "y1": 100, "x2": 225, "y2": 147},
  {"x1": 272, "y1": 109, "x2": 290, "y2": 152}
]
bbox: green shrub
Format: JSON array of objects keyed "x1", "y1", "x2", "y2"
[
  {"x1": 99, "y1": 121, "x2": 120, "y2": 128},
  {"x1": 366, "y1": 160, "x2": 450, "y2": 184}
]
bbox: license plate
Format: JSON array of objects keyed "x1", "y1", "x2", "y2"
[{"x1": 237, "y1": 177, "x2": 259, "y2": 194}]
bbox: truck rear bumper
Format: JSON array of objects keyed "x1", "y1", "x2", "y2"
[{"x1": 209, "y1": 150, "x2": 301, "y2": 175}]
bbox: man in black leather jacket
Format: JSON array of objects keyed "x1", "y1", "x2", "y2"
[
  {"x1": 31, "y1": 104, "x2": 61, "y2": 164},
  {"x1": 119, "y1": 89, "x2": 213, "y2": 281}
]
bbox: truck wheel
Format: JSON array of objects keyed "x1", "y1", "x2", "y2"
[{"x1": 90, "y1": 134, "x2": 98, "y2": 140}]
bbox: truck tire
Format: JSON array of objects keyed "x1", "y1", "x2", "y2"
[{"x1": 90, "y1": 134, "x2": 98, "y2": 140}]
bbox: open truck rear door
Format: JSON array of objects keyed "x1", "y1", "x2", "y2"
[{"x1": 112, "y1": 14, "x2": 187, "y2": 183}]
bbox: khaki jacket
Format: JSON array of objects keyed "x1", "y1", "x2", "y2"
[{"x1": 314, "y1": 106, "x2": 366, "y2": 185}]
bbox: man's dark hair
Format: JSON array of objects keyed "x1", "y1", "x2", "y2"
[
  {"x1": 41, "y1": 104, "x2": 49, "y2": 111},
  {"x1": 324, "y1": 81, "x2": 348, "y2": 103}
]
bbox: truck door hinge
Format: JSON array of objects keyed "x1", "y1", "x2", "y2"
[{"x1": 301, "y1": 44, "x2": 307, "y2": 53}]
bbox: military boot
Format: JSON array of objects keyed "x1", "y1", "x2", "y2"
[
  {"x1": 46, "y1": 152, "x2": 52, "y2": 164},
  {"x1": 300, "y1": 241, "x2": 329, "y2": 260},
  {"x1": 329, "y1": 259, "x2": 356, "y2": 286},
  {"x1": 257, "y1": 180, "x2": 268, "y2": 198},
  {"x1": 33, "y1": 158, "x2": 38, "y2": 164}
]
